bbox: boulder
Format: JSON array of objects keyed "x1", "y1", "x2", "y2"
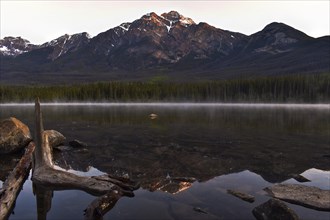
[
  {"x1": 0, "y1": 117, "x2": 32, "y2": 154},
  {"x1": 252, "y1": 199, "x2": 299, "y2": 220},
  {"x1": 264, "y1": 184, "x2": 330, "y2": 211},
  {"x1": 43, "y1": 130, "x2": 66, "y2": 147}
]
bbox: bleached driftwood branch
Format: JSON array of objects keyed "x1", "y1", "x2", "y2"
[
  {"x1": 31, "y1": 98, "x2": 138, "y2": 219},
  {"x1": 0, "y1": 141, "x2": 35, "y2": 220}
]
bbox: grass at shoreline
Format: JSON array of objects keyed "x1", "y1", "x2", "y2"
[{"x1": 1, "y1": 74, "x2": 329, "y2": 103}]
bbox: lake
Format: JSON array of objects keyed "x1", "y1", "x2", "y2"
[{"x1": 0, "y1": 103, "x2": 329, "y2": 220}]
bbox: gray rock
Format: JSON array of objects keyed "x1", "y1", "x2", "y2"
[
  {"x1": 264, "y1": 184, "x2": 330, "y2": 211},
  {"x1": 227, "y1": 189, "x2": 255, "y2": 203},
  {"x1": 0, "y1": 117, "x2": 32, "y2": 154},
  {"x1": 252, "y1": 199, "x2": 299, "y2": 220},
  {"x1": 69, "y1": 139, "x2": 88, "y2": 148},
  {"x1": 43, "y1": 130, "x2": 66, "y2": 147}
]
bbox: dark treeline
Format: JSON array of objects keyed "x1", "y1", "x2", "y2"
[{"x1": 1, "y1": 74, "x2": 329, "y2": 103}]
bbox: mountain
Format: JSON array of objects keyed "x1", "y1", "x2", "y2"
[
  {"x1": 0, "y1": 11, "x2": 329, "y2": 84},
  {"x1": 40, "y1": 32, "x2": 91, "y2": 60},
  {"x1": 203, "y1": 22, "x2": 330, "y2": 78},
  {"x1": 243, "y1": 22, "x2": 311, "y2": 54},
  {"x1": 0, "y1": 37, "x2": 39, "y2": 56}
]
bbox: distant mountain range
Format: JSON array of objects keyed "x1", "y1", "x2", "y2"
[{"x1": 0, "y1": 11, "x2": 329, "y2": 84}]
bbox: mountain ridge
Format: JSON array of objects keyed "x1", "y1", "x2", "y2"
[{"x1": 0, "y1": 11, "x2": 329, "y2": 84}]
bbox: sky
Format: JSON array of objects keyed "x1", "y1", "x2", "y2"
[{"x1": 1, "y1": 0, "x2": 329, "y2": 44}]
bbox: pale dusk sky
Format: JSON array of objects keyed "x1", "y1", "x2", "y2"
[{"x1": 0, "y1": 0, "x2": 329, "y2": 44}]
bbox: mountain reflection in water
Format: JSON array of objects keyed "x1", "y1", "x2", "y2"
[{"x1": 0, "y1": 104, "x2": 329, "y2": 220}]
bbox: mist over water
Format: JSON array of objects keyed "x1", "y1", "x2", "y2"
[{"x1": 1, "y1": 102, "x2": 329, "y2": 109}]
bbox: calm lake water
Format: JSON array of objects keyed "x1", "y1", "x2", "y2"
[{"x1": 0, "y1": 103, "x2": 329, "y2": 220}]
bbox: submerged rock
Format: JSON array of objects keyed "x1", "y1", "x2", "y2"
[
  {"x1": 149, "y1": 113, "x2": 158, "y2": 119},
  {"x1": 264, "y1": 184, "x2": 330, "y2": 211},
  {"x1": 69, "y1": 139, "x2": 88, "y2": 148},
  {"x1": 291, "y1": 174, "x2": 310, "y2": 183},
  {"x1": 193, "y1": 207, "x2": 208, "y2": 214},
  {"x1": 0, "y1": 117, "x2": 32, "y2": 154},
  {"x1": 252, "y1": 198, "x2": 299, "y2": 220},
  {"x1": 227, "y1": 189, "x2": 255, "y2": 203},
  {"x1": 53, "y1": 145, "x2": 72, "y2": 152},
  {"x1": 43, "y1": 130, "x2": 66, "y2": 147}
]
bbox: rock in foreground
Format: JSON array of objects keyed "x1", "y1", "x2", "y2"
[
  {"x1": 43, "y1": 130, "x2": 66, "y2": 147},
  {"x1": 265, "y1": 184, "x2": 330, "y2": 211},
  {"x1": 0, "y1": 117, "x2": 32, "y2": 154},
  {"x1": 252, "y1": 198, "x2": 299, "y2": 220}
]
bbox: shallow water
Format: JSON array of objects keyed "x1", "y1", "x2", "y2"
[{"x1": 0, "y1": 103, "x2": 329, "y2": 220}]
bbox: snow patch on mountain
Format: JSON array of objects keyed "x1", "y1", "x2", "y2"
[
  {"x1": 119, "y1": 22, "x2": 131, "y2": 31},
  {"x1": 0, "y1": 46, "x2": 10, "y2": 52},
  {"x1": 40, "y1": 32, "x2": 91, "y2": 60}
]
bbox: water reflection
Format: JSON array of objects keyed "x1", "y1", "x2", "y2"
[
  {"x1": 284, "y1": 168, "x2": 330, "y2": 190},
  {"x1": 1, "y1": 104, "x2": 329, "y2": 219}
]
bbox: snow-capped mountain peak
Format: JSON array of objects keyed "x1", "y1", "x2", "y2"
[
  {"x1": 0, "y1": 33, "x2": 91, "y2": 59},
  {"x1": 1, "y1": 10, "x2": 326, "y2": 78},
  {"x1": 161, "y1": 11, "x2": 195, "y2": 26},
  {"x1": 136, "y1": 11, "x2": 196, "y2": 34},
  {"x1": 40, "y1": 32, "x2": 91, "y2": 60},
  {"x1": 0, "y1": 36, "x2": 38, "y2": 56}
]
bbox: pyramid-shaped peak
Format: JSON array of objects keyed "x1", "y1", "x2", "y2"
[
  {"x1": 161, "y1": 11, "x2": 181, "y2": 20},
  {"x1": 161, "y1": 11, "x2": 195, "y2": 25}
]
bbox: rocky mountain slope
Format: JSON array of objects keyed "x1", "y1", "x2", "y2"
[
  {"x1": 0, "y1": 37, "x2": 39, "y2": 56},
  {"x1": 0, "y1": 11, "x2": 329, "y2": 84}
]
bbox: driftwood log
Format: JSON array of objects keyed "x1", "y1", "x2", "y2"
[
  {"x1": 32, "y1": 98, "x2": 138, "y2": 196},
  {"x1": 0, "y1": 141, "x2": 35, "y2": 220},
  {"x1": 1, "y1": 99, "x2": 138, "y2": 219},
  {"x1": 31, "y1": 98, "x2": 138, "y2": 219}
]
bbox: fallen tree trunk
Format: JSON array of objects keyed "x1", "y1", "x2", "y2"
[
  {"x1": 0, "y1": 141, "x2": 35, "y2": 220},
  {"x1": 32, "y1": 98, "x2": 138, "y2": 196}
]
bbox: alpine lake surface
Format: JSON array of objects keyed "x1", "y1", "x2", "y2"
[{"x1": 0, "y1": 103, "x2": 329, "y2": 220}]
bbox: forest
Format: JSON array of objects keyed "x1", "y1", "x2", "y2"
[{"x1": 0, "y1": 74, "x2": 329, "y2": 103}]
